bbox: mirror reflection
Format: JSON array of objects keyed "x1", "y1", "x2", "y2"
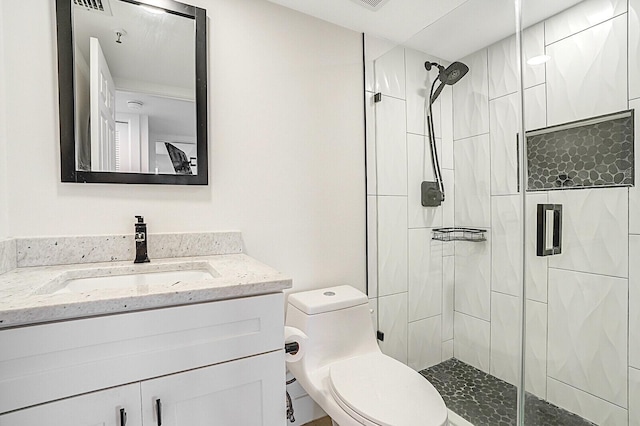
[{"x1": 72, "y1": 0, "x2": 197, "y2": 175}]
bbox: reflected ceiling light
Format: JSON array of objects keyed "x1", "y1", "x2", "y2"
[
  {"x1": 527, "y1": 55, "x2": 551, "y2": 66},
  {"x1": 127, "y1": 100, "x2": 144, "y2": 110},
  {"x1": 140, "y1": 5, "x2": 165, "y2": 14}
]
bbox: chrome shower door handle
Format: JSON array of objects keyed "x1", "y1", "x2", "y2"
[{"x1": 536, "y1": 204, "x2": 562, "y2": 256}]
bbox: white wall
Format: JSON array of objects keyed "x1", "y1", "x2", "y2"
[
  {"x1": 0, "y1": 0, "x2": 366, "y2": 295},
  {"x1": 0, "y1": 1, "x2": 8, "y2": 240}
]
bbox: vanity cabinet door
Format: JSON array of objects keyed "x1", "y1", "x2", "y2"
[
  {"x1": 140, "y1": 350, "x2": 285, "y2": 426},
  {"x1": 0, "y1": 383, "x2": 141, "y2": 426}
]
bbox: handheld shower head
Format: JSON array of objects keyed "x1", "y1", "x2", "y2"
[
  {"x1": 422, "y1": 59, "x2": 470, "y2": 206},
  {"x1": 430, "y1": 61, "x2": 469, "y2": 103},
  {"x1": 439, "y1": 61, "x2": 469, "y2": 85}
]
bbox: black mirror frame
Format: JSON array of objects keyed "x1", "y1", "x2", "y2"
[{"x1": 56, "y1": 0, "x2": 208, "y2": 185}]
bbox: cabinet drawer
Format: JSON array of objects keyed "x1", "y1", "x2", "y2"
[
  {"x1": 0, "y1": 383, "x2": 141, "y2": 426},
  {"x1": 0, "y1": 292, "x2": 284, "y2": 413}
]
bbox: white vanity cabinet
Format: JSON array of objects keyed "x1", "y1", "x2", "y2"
[
  {"x1": 0, "y1": 292, "x2": 285, "y2": 425},
  {"x1": 140, "y1": 350, "x2": 283, "y2": 425},
  {"x1": 0, "y1": 383, "x2": 142, "y2": 426}
]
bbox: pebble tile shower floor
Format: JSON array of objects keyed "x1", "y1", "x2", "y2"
[{"x1": 420, "y1": 358, "x2": 595, "y2": 426}]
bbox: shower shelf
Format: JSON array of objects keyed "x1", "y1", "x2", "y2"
[{"x1": 432, "y1": 227, "x2": 487, "y2": 242}]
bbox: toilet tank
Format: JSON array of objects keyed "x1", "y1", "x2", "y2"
[{"x1": 285, "y1": 285, "x2": 380, "y2": 371}]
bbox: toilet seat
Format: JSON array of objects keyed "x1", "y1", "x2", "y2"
[{"x1": 328, "y1": 353, "x2": 448, "y2": 426}]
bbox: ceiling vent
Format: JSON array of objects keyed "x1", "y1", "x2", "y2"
[
  {"x1": 73, "y1": 0, "x2": 113, "y2": 16},
  {"x1": 348, "y1": 0, "x2": 392, "y2": 11}
]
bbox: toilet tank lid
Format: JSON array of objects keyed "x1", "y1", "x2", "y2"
[{"x1": 288, "y1": 285, "x2": 368, "y2": 315}]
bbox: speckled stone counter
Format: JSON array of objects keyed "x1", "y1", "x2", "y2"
[{"x1": 0, "y1": 233, "x2": 291, "y2": 328}]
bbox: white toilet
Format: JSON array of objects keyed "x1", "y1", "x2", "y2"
[{"x1": 285, "y1": 285, "x2": 448, "y2": 426}]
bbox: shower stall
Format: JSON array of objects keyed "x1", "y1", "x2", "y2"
[{"x1": 365, "y1": 0, "x2": 639, "y2": 424}]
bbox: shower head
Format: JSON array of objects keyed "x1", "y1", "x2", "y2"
[
  {"x1": 430, "y1": 61, "x2": 469, "y2": 103},
  {"x1": 439, "y1": 62, "x2": 469, "y2": 85}
]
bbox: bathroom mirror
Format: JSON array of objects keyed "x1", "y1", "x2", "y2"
[{"x1": 56, "y1": 0, "x2": 208, "y2": 184}]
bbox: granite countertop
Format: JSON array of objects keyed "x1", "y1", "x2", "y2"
[{"x1": 0, "y1": 253, "x2": 292, "y2": 329}]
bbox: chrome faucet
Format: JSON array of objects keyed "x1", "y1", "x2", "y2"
[{"x1": 134, "y1": 216, "x2": 150, "y2": 263}]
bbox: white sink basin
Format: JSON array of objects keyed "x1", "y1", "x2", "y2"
[
  {"x1": 59, "y1": 269, "x2": 215, "y2": 294},
  {"x1": 38, "y1": 262, "x2": 219, "y2": 295}
]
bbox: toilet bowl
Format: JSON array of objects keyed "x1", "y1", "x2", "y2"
[{"x1": 285, "y1": 285, "x2": 448, "y2": 426}]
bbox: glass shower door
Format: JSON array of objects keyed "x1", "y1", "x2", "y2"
[
  {"x1": 521, "y1": 0, "x2": 639, "y2": 424},
  {"x1": 365, "y1": 0, "x2": 527, "y2": 423}
]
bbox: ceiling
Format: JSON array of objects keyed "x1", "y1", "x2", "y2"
[
  {"x1": 115, "y1": 91, "x2": 196, "y2": 138},
  {"x1": 73, "y1": 0, "x2": 195, "y2": 98},
  {"x1": 266, "y1": 0, "x2": 585, "y2": 61}
]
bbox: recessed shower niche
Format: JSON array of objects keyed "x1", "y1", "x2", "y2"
[{"x1": 526, "y1": 109, "x2": 634, "y2": 191}]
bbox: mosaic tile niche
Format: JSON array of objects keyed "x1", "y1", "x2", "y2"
[{"x1": 526, "y1": 110, "x2": 634, "y2": 191}]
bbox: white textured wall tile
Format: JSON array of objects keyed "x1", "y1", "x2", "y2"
[
  {"x1": 374, "y1": 46, "x2": 406, "y2": 99},
  {"x1": 525, "y1": 300, "x2": 547, "y2": 399},
  {"x1": 630, "y1": 236, "x2": 640, "y2": 368},
  {"x1": 488, "y1": 35, "x2": 518, "y2": 99},
  {"x1": 408, "y1": 228, "x2": 443, "y2": 321},
  {"x1": 369, "y1": 298, "x2": 378, "y2": 338},
  {"x1": 407, "y1": 134, "x2": 443, "y2": 228},
  {"x1": 442, "y1": 239, "x2": 455, "y2": 258},
  {"x1": 454, "y1": 312, "x2": 490, "y2": 373},
  {"x1": 547, "y1": 377, "x2": 629, "y2": 425},
  {"x1": 367, "y1": 195, "x2": 378, "y2": 299},
  {"x1": 491, "y1": 195, "x2": 522, "y2": 296},
  {"x1": 442, "y1": 339, "x2": 454, "y2": 361},
  {"x1": 545, "y1": 0, "x2": 627, "y2": 45},
  {"x1": 548, "y1": 268, "x2": 628, "y2": 407},
  {"x1": 375, "y1": 95, "x2": 407, "y2": 195},
  {"x1": 490, "y1": 292, "x2": 521, "y2": 386},
  {"x1": 442, "y1": 255, "x2": 455, "y2": 341},
  {"x1": 630, "y1": 0, "x2": 640, "y2": 100},
  {"x1": 490, "y1": 93, "x2": 520, "y2": 195},
  {"x1": 522, "y1": 23, "x2": 546, "y2": 89},
  {"x1": 440, "y1": 86, "x2": 454, "y2": 169},
  {"x1": 453, "y1": 49, "x2": 489, "y2": 139},
  {"x1": 546, "y1": 15, "x2": 628, "y2": 126},
  {"x1": 365, "y1": 35, "x2": 398, "y2": 93},
  {"x1": 454, "y1": 134, "x2": 491, "y2": 228},
  {"x1": 366, "y1": 92, "x2": 377, "y2": 195},
  {"x1": 524, "y1": 84, "x2": 546, "y2": 131},
  {"x1": 365, "y1": 59, "x2": 375, "y2": 94},
  {"x1": 405, "y1": 48, "x2": 442, "y2": 136},
  {"x1": 408, "y1": 316, "x2": 442, "y2": 371},
  {"x1": 630, "y1": 99, "x2": 640, "y2": 234},
  {"x1": 525, "y1": 192, "x2": 548, "y2": 303},
  {"x1": 548, "y1": 188, "x2": 628, "y2": 278},
  {"x1": 455, "y1": 234, "x2": 491, "y2": 320},
  {"x1": 631, "y1": 367, "x2": 640, "y2": 426},
  {"x1": 377, "y1": 196, "x2": 408, "y2": 296},
  {"x1": 442, "y1": 169, "x2": 455, "y2": 230},
  {"x1": 378, "y1": 292, "x2": 408, "y2": 365}
]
